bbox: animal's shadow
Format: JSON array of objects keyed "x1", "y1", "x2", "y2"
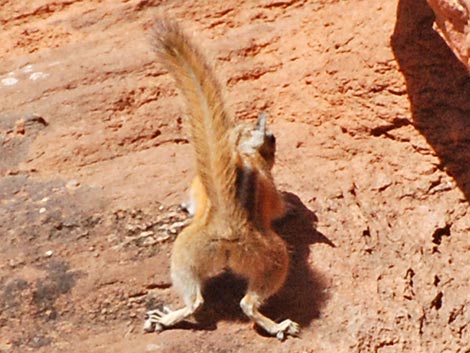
[
  {"x1": 188, "y1": 192, "x2": 334, "y2": 333},
  {"x1": 391, "y1": 0, "x2": 470, "y2": 202}
]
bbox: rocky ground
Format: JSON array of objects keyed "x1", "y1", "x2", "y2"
[
  {"x1": 1, "y1": 0, "x2": 470, "y2": 352},
  {"x1": 427, "y1": 0, "x2": 470, "y2": 72}
]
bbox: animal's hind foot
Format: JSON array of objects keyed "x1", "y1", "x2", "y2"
[
  {"x1": 143, "y1": 305, "x2": 173, "y2": 333},
  {"x1": 273, "y1": 319, "x2": 300, "y2": 341}
]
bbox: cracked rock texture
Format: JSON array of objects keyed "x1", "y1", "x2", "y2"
[
  {"x1": 427, "y1": 0, "x2": 470, "y2": 71},
  {"x1": 1, "y1": 1, "x2": 470, "y2": 353}
]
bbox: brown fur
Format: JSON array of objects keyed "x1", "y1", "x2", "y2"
[{"x1": 144, "y1": 18, "x2": 299, "y2": 340}]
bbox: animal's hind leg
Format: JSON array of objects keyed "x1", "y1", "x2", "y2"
[
  {"x1": 240, "y1": 292, "x2": 299, "y2": 340},
  {"x1": 144, "y1": 280, "x2": 204, "y2": 332},
  {"x1": 237, "y1": 238, "x2": 299, "y2": 340}
]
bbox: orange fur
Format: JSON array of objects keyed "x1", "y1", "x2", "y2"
[{"x1": 144, "y1": 18, "x2": 299, "y2": 340}]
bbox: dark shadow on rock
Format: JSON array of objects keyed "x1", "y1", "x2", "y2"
[
  {"x1": 192, "y1": 192, "x2": 333, "y2": 331},
  {"x1": 1, "y1": 260, "x2": 83, "y2": 349},
  {"x1": 266, "y1": 192, "x2": 333, "y2": 327},
  {"x1": 0, "y1": 175, "x2": 103, "y2": 244},
  {"x1": 33, "y1": 260, "x2": 83, "y2": 319},
  {"x1": 391, "y1": 0, "x2": 470, "y2": 202}
]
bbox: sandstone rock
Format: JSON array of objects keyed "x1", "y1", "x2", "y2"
[
  {"x1": 2, "y1": 0, "x2": 470, "y2": 352},
  {"x1": 427, "y1": 0, "x2": 470, "y2": 71}
]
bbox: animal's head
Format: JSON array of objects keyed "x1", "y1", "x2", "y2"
[{"x1": 234, "y1": 112, "x2": 277, "y2": 169}]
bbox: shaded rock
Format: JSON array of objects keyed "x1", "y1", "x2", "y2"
[{"x1": 427, "y1": 0, "x2": 470, "y2": 71}]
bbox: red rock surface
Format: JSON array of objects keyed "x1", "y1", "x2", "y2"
[
  {"x1": 1, "y1": 0, "x2": 470, "y2": 352},
  {"x1": 427, "y1": 0, "x2": 470, "y2": 71}
]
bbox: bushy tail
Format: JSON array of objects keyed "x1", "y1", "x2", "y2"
[{"x1": 151, "y1": 19, "x2": 239, "y2": 215}]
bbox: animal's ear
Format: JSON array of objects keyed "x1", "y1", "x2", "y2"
[{"x1": 255, "y1": 111, "x2": 267, "y2": 135}]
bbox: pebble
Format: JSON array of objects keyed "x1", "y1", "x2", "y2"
[
  {"x1": 8, "y1": 259, "x2": 25, "y2": 268},
  {"x1": 1, "y1": 77, "x2": 18, "y2": 86},
  {"x1": 6, "y1": 169, "x2": 19, "y2": 175},
  {"x1": 29, "y1": 72, "x2": 50, "y2": 81},
  {"x1": 154, "y1": 235, "x2": 170, "y2": 244},
  {"x1": 14, "y1": 120, "x2": 25, "y2": 134},
  {"x1": 140, "y1": 231, "x2": 154, "y2": 237},
  {"x1": 125, "y1": 224, "x2": 136, "y2": 231},
  {"x1": 22, "y1": 64, "x2": 34, "y2": 73},
  {"x1": 66, "y1": 179, "x2": 80, "y2": 189}
]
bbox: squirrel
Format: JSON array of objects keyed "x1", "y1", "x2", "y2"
[{"x1": 144, "y1": 18, "x2": 299, "y2": 340}]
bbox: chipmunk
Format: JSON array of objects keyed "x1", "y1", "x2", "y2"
[{"x1": 144, "y1": 19, "x2": 299, "y2": 340}]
